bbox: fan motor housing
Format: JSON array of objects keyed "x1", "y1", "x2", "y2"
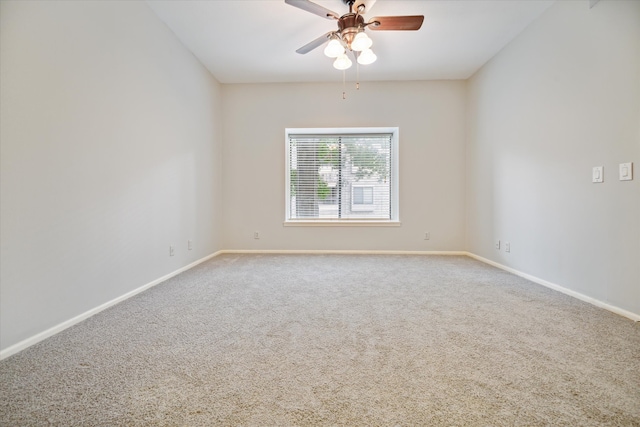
[{"x1": 338, "y1": 13, "x2": 365, "y2": 47}]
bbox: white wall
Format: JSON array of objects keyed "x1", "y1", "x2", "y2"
[
  {"x1": 466, "y1": 0, "x2": 640, "y2": 315},
  {"x1": 0, "y1": 1, "x2": 223, "y2": 352},
  {"x1": 221, "y1": 81, "x2": 467, "y2": 251}
]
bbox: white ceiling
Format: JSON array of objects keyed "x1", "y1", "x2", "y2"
[{"x1": 147, "y1": 0, "x2": 555, "y2": 84}]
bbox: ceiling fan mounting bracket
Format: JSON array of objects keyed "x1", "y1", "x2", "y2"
[{"x1": 341, "y1": 0, "x2": 358, "y2": 14}]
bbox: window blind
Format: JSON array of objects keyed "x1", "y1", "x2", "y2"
[{"x1": 287, "y1": 133, "x2": 393, "y2": 221}]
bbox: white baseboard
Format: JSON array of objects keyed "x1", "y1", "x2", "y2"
[
  {"x1": 219, "y1": 249, "x2": 468, "y2": 256},
  {"x1": 3, "y1": 249, "x2": 637, "y2": 360},
  {"x1": 228, "y1": 250, "x2": 640, "y2": 321},
  {"x1": 0, "y1": 251, "x2": 224, "y2": 361},
  {"x1": 465, "y1": 252, "x2": 640, "y2": 322}
]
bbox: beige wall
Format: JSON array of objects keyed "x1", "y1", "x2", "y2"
[
  {"x1": 0, "y1": 1, "x2": 223, "y2": 351},
  {"x1": 221, "y1": 81, "x2": 467, "y2": 251},
  {"x1": 466, "y1": 0, "x2": 640, "y2": 315},
  {"x1": 2, "y1": 0, "x2": 638, "y2": 355}
]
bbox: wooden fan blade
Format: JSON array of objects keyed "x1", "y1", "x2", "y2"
[
  {"x1": 285, "y1": 0, "x2": 339, "y2": 20},
  {"x1": 368, "y1": 15, "x2": 424, "y2": 31},
  {"x1": 296, "y1": 32, "x2": 333, "y2": 54}
]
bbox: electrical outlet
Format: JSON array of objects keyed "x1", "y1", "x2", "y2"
[
  {"x1": 254, "y1": 231, "x2": 260, "y2": 239},
  {"x1": 495, "y1": 240, "x2": 500, "y2": 250},
  {"x1": 188, "y1": 240, "x2": 193, "y2": 250},
  {"x1": 505, "y1": 242, "x2": 510, "y2": 253},
  {"x1": 169, "y1": 245, "x2": 175, "y2": 256},
  {"x1": 424, "y1": 232, "x2": 430, "y2": 240}
]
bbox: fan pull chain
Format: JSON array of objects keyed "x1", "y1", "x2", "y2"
[
  {"x1": 356, "y1": 59, "x2": 360, "y2": 90},
  {"x1": 342, "y1": 70, "x2": 346, "y2": 100}
]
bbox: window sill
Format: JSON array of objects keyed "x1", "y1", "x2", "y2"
[{"x1": 283, "y1": 220, "x2": 401, "y2": 227}]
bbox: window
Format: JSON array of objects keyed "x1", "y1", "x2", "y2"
[
  {"x1": 352, "y1": 186, "x2": 374, "y2": 212},
  {"x1": 353, "y1": 186, "x2": 374, "y2": 205},
  {"x1": 285, "y1": 127, "x2": 399, "y2": 224}
]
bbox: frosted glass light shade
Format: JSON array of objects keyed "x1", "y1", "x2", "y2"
[
  {"x1": 357, "y1": 48, "x2": 377, "y2": 65},
  {"x1": 324, "y1": 39, "x2": 345, "y2": 58},
  {"x1": 351, "y1": 32, "x2": 372, "y2": 51},
  {"x1": 333, "y1": 53, "x2": 352, "y2": 70}
]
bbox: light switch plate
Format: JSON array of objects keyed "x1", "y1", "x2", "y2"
[
  {"x1": 619, "y1": 162, "x2": 633, "y2": 181},
  {"x1": 592, "y1": 166, "x2": 604, "y2": 183}
]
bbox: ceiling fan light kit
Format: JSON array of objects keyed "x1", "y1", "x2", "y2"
[
  {"x1": 357, "y1": 48, "x2": 377, "y2": 65},
  {"x1": 324, "y1": 38, "x2": 345, "y2": 58},
  {"x1": 333, "y1": 53, "x2": 353, "y2": 70},
  {"x1": 286, "y1": 0, "x2": 424, "y2": 73},
  {"x1": 351, "y1": 32, "x2": 372, "y2": 51}
]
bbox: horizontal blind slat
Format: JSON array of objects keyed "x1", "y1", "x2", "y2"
[{"x1": 288, "y1": 132, "x2": 392, "y2": 221}]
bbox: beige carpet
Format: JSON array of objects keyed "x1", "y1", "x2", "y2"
[{"x1": 1, "y1": 254, "x2": 639, "y2": 426}]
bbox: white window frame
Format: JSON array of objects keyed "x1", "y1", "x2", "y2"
[{"x1": 284, "y1": 127, "x2": 400, "y2": 226}]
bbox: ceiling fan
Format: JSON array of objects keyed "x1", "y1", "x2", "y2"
[{"x1": 285, "y1": 0, "x2": 424, "y2": 69}]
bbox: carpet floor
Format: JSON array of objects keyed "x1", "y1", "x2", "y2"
[{"x1": 1, "y1": 254, "x2": 639, "y2": 426}]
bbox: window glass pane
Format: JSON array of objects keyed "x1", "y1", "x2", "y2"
[
  {"x1": 353, "y1": 187, "x2": 373, "y2": 205},
  {"x1": 287, "y1": 132, "x2": 393, "y2": 221},
  {"x1": 353, "y1": 187, "x2": 364, "y2": 204}
]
